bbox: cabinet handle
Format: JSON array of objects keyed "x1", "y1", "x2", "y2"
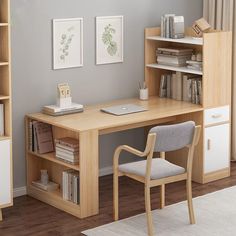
[
  {"x1": 212, "y1": 114, "x2": 222, "y2": 119},
  {"x1": 207, "y1": 139, "x2": 211, "y2": 150}
]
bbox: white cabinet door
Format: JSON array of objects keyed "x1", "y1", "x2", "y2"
[
  {"x1": 0, "y1": 139, "x2": 11, "y2": 206},
  {"x1": 204, "y1": 123, "x2": 230, "y2": 173}
]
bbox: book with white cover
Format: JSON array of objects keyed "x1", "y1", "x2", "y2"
[
  {"x1": 0, "y1": 104, "x2": 4, "y2": 136},
  {"x1": 43, "y1": 103, "x2": 83, "y2": 113}
]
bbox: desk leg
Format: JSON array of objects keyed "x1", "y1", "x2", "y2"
[
  {"x1": 0, "y1": 209, "x2": 2, "y2": 221},
  {"x1": 79, "y1": 130, "x2": 99, "y2": 218}
]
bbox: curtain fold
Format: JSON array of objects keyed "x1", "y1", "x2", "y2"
[{"x1": 203, "y1": 0, "x2": 236, "y2": 160}]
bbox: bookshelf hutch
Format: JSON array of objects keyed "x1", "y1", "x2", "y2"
[
  {"x1": 0, "y1": 0, "x2": 12, "y2": 221},
  {"x1": 145, "y1": 27, "x2": 232, "y2": 183},
  {"x1": 25, "y1": 27, "x2": 232, "y2": 218}
]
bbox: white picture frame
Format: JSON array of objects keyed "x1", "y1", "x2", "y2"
[
  {"x1": 96, "y1": 15, "x2": 123, "y2": 65},
  {"x1": 53, "y1": 18, "x2": 83, "y2": 70}
]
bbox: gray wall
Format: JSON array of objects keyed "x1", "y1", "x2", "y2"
[{"x1": 11, "y1": 0, "x2": 203, "y2": 188}]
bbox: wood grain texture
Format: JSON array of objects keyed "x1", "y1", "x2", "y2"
[
  {"x1": 79, "y1": 130, "x2": 99, "y2": 218},
  {"x1": 203, "y1": 31, "x2": 232, "y2": 108},
  {"x1": 0, "y1": 163, "x2": 235, "y2": 236},
  {"x1": 26, "y1": 97, "x2": 203, "y2": 133}
]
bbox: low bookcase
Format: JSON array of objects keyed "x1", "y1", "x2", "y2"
[{"x1": 25, "y1": 117, "x2": 81, "y2": 218}]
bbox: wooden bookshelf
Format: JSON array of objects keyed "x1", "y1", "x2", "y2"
[
  {"x1": 28, "y1": 151, "x2": 80, "y2": 171},
  {"x1": 145, "y1": 27, "x2": 232, "y2": 183},
  {"x1": 0, "y1": 0, "x2": 12, "y2": 221}
]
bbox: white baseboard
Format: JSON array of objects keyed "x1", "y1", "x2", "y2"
[
  {"x1": 13, "y1": 186, "x2": 27, "y2": 198},
  {"x1": 13, "y1": 166, "x2": 113, "y2": 198},
  {"x1": 99, "y1": 166, "x2": 113, "y2": 177}
]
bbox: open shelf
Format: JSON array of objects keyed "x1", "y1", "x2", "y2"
[
  {"x1": 28, "y1": 151, "x2": 80, "y2": 171},
  {"x1": 146, "y1": 35, "x2": 203, "y2": 45},
  {"x1": 146, "y1": 63, "x2": 203, "y2": 75},
  {"x1": 28, "y1": 185, "x2": 80, "y2": 217}
]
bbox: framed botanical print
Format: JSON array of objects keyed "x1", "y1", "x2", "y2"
[
  {"x1": 53, "y1": 18, "x2": 83, "y2": 69},
  {"x1": 96, "y1": 16, "x2": 123, "y2": 65}
]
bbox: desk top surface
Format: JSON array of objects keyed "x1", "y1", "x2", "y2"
[{"x1": 27, "y1": 97, "x2": 203, "y2": 133}]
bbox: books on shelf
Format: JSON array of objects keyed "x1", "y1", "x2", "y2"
[
  {"x1": 29, "y1": 121, "x2": 54, "y2": 154},
  {"x1": 0, "y1": 104, "x2": 4, "y2": 136},
  {"x1": 55, "y1": 137, "x2": 79, "y2": 164},
  {"x1": 186, "y1": 60, "x2": 203, "y2": 71},
  {"x1": 62, "y1": 169, "x2": 80, "y2": 204},
  {"x1": 159, "y1": 72, "x2": 202, "y2": 105},
  {"x1": 32, "y1": 180, "x2": 59, "y2": 192},
  {"x1": 157, "y1": 47, "x2": 193, "y2": 67},
  {"x1": 161, "y1": 14, "x2": 185, "y2": 39}
]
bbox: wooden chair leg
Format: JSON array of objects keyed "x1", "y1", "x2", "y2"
[
  {"x1": 160, "y1": 184, "x2": 165, "y2": 209},
  {"x1": 113, "y1": 170, "x2": 119, "y2": 221},
  {"x1": 0, "y1": 209, "x2": 2, "y2": 221},
  {"x1": 186, "y1": 178, "x2": 195, "y2": 224},
  {"x1": 145, "y1": 186, "x2": 154, "y2": 236}
]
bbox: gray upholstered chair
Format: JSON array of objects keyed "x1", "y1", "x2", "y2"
[{"x1": 113, "y1": 121, "x2": 201, "y2": 236}]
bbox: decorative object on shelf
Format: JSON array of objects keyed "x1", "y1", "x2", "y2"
[
  {"x1": 55, "y1": 137, "x2": 79, "y2": 164},
  {"x1": 139, "y1": 81, "x2": 148, "y2": 100},
  {"x1": 156, "y1": 47, "x2": 193, "y2": 67},
  {"x1": 53, "y1": 18, "x2": 83, "y2": 69},
  {"x1": 42, "y1": 83, "x2": 84, "y2": 116},
  {"x1": 161, "y1": 14, "x2": 185, "y2": 39},
  {"x1": 40, "y1": 169, "x2": 49, "y2": 185},
  {"x1": 96, "y1": 15, "x2": 123, "y2": 65},
  {"x1": 192, "y1": 18, "x2": 211, "y2": 37}
]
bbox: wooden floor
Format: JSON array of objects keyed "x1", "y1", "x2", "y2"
[{"x1": 1, "y1": 163, "x2": 236, "y2": 236}]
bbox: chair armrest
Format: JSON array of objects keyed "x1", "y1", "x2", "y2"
[{"x1": 113, "y1": 133, "x2": 156, "y2": 169}]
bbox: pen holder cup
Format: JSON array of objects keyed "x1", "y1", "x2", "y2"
[{"x1": 139, "y1": 88, "x2": 149, "y2": 100}]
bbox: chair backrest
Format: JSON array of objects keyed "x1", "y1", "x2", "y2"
[{"x1": 149, "y1": 121, "x2": 195, "y2": 152}]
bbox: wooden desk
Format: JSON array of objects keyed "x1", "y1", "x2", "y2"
[{"x1": 26, "y1": 96, "x2": 203, "y2": 218}]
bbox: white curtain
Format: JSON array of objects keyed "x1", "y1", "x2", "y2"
[{"x1": 203, "y1": 0, "x2": 236, "y2": 160}]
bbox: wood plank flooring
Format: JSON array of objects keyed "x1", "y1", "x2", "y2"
[{"x1": 1, "y1": 163, "x2": 236, "y2": 236}]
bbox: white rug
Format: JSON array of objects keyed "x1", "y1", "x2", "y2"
[{"x1": 83, "y1": 186, "x2": 236, "y2": 236}]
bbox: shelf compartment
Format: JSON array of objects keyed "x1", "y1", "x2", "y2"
[
  {"x1": 28, "y1": 151, "x2": 80, "y2": 171},
  {"x1": 0, "y1": 0, "x2": 8, "y2": 23},
  {"x1": 146, "y1": 63, "x2": 203, "y2": 75},
  {"x1": 146, "y1": 36, "x2": 203, "y2": 45},
  {"x1": 27, "y1": 185, "x2": 81, "y2": 218}
]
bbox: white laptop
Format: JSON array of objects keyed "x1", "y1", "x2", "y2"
[{"x1": 101, "y1": 104, "x2": 147, "y2": 116}]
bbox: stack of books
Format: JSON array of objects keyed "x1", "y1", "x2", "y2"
[
  {"x1": 157, "y1": 47, "x2": 193, "y2": 67},
  {"x1": 28, "y1": 121, "x2": 54, "y2": 154},
  {"x1": 32, "y1": 180, "x2": 59, "y2": 192},
  {"x1": 62, "y1": 169, "x2": 80, "y2": 204},
  {"x1": 43, "y1": 103, "x2": 83, "y2": 116},
  {"x1": 161, "y1": 14, "x2": 185, "y2": 39},
  {"x1": 0, "y1": 104, "x2": 4, "y2": 136},
  {"x1": 55, "y1": 137, "x2": 79, "y2": 164},
  {"x1": 159, "y1": 72, "x2": 202, "y2": 104},
  {"x1": 186, "y1": 60, "x2": 203, "y2": 71}
]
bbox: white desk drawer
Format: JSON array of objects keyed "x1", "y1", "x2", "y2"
[{"x1": 204, "y1": 106, "x2": 230, "y2": 126}]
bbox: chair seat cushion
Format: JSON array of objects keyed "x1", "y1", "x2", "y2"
[{"x1": 119, "y1": 158, "x2": 185, "y2": 180}]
